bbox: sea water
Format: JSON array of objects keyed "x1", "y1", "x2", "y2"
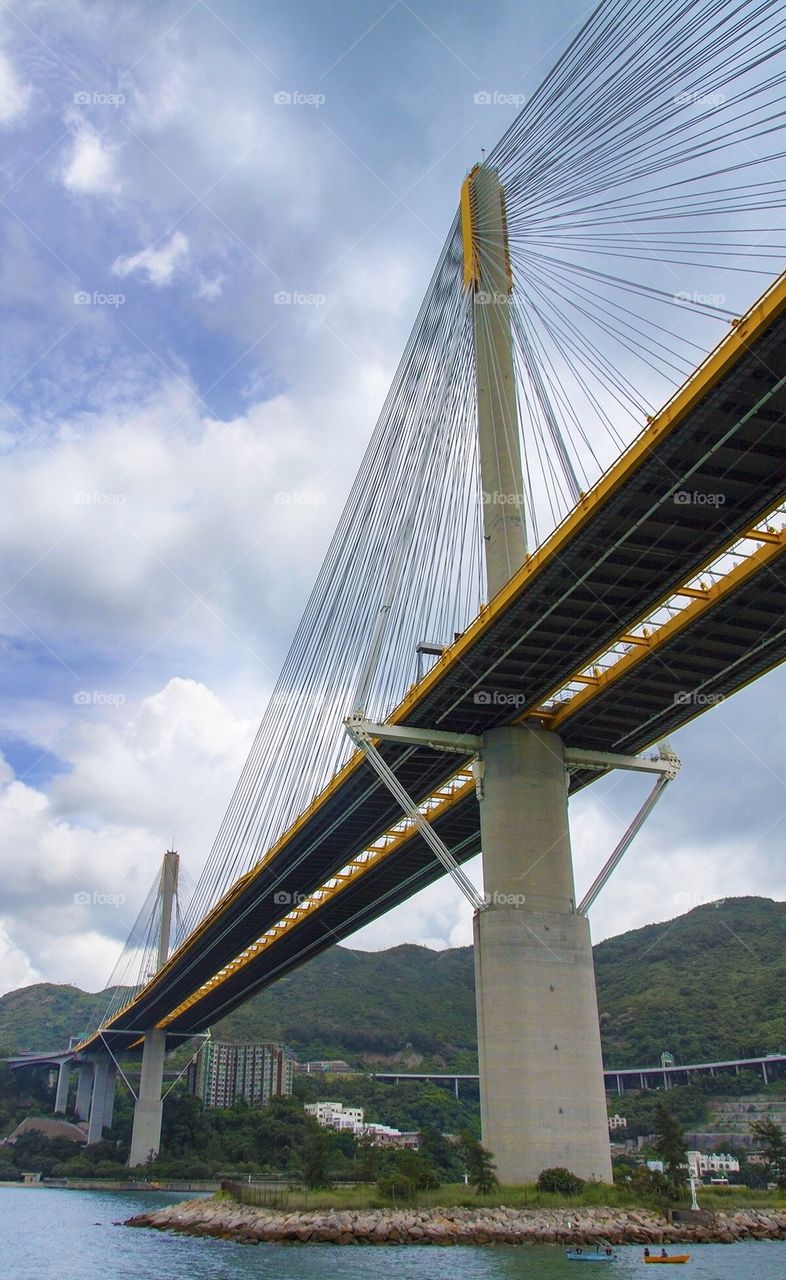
[{"x1": 0, "y1": 1186, "x2": 783, "y2": 1279}]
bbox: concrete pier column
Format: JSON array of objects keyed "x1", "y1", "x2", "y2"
[
  {"x1": 473, "y1": 724, "x2": 612, "y2": 1184},
  {"x1": 87, "y1": 1056, "x2": 110, "y2": 1145},
  {"x1": 129, "y1": 1029, "x2": 166, "y2": 1166},
  {"x1": 103, "y1": 1062, "x2": 117, "y2": 1131},
  {"x1": 54, "y1": 1059, "x2": 71, "y2": 1114},
  {"x1": 74, "y1": 1061, "x2": 93, "y2": 1121}
]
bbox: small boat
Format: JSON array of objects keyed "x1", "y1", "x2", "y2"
[
  {"x1": 566, "y1": 1246, "x2": 617, "y2": 1261},
  {"x1": 643, "y1": 1255, "x2": 691, "y2": 1264}
]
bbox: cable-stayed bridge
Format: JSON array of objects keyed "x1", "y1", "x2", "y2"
[{"x1": 19, "y1": 0, "x2": 786, "y2": 1179}]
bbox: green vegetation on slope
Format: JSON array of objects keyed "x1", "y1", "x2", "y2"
[
  {"x1": 595, "y1": 896, "x2": 786, "y2": 1066},
  {"x1": 1, "y1": 897, "x2": 785, "y2": 1069}
]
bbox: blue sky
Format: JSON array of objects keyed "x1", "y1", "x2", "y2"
[{"x1": 0, "y1": 0, "x2": 784, "y2": 996}]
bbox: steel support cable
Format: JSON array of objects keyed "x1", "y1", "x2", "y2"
[
  {"x1": 514, "y1": 257, "x2": 695, "y2": 386},
  {"x1": 505, "y1": 52, "x2": 786, "y2": 207},
  {"x1": 515, "y1": 175, "x2": 786, "y2": 229},
  {"x1": 510, "y1": 309, "x2": 603, "y2": 491},
  {"x1": 499, "y1": 20, "x2": 786, "y2": 220},
  {"x1": 509, "y1": 306, "x2": 583, "y2": 500},
  {"x1": 513, "y1": 292, "x2": 641, "y2": 454},
  {"x1": 495, "y1": 3, "x2": 781, "y2": 194},
  {"x1": 510, "y1": 286, "x2": 632, "y2": 452},
  {"x1": 186, "y1": 227, "x2": 469, "y2": 915},
  {"x1": 185, "y1": 238, "x2": 483, "y2": 931},
  {"x1": 511, "y1": 250, "x2": 704, "y2": 373},
  {"x1": 498, "y1": 0, "x2": 786, "y2": 163},
  {"x1": 188, "y1": 276, "x2": 460, "y2": 901}
]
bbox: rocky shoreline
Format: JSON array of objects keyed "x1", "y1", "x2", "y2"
[{"x1": 126, "y1": 1198, "x2": 786, "y2": 1246}]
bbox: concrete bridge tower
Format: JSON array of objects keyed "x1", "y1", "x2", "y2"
[
  {"x1": 128, "y1": 849, "x2": 179, "y2": 1167},
  {"x1": 462, "y1": 164, "x2": 612, "y2": 1184}
]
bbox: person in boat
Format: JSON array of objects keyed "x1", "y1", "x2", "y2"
[
  {"x1": 660, "y1": 1248, "x2": 669, "y2": 1257},
  {"x1": 644, "y1": 1248, "x2": 650, "y2": 1257}
]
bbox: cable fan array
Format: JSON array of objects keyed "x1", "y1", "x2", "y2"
[
  {"x1": 95, "y1": 858, "x2": 195, "y2": 1033},
  {"x1": 117, "y1": 0, "x2": 786, "y2": 957},
  {"x1": 181, "y1": 222, "x2": 484, "y2": 933},
  {"x1": 489, "y1": 0, "x2": 786, "y2": 536}
]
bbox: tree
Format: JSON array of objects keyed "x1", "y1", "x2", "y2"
[
  {"x1": 355, "y1": 1133, "x2": 381, "y2": 1183},
  {"x1": 459, "y1": 1131, "x2": 498, "y2": 1194},
  {"x1": 302, "y1": 1128, "x2": 331, "y2": 1189},
  {"x1": 537, "y1": 1166, "x2": 585, "y2": 1196},
  {"x1": 750, "y1": 1118, "x2": 786, "y2": 1190},
  {"x1": 653, "y1": 1101, "x2": 688, "y2": 1198},
  {"x1": 418, "y1": 1124, "x2": 464, "y2": 1181}
]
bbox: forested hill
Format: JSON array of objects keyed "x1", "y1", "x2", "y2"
[
  {"x1": 595, "y1": 895, "x2": 786, "y2": 1065},
  {"x1": 1, "y1": 896, "x2": 784, "y2": 1069}
]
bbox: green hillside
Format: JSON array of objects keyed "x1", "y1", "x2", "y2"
[
  {"x1": 1, "y1": 897, "x2": 784, "y2": 1070},
  {"x1": 595, "y1": 895, "x2": 786, "y2": 1066},
  {"x1": 0, "y1": 984, "x2": 109, "y2": 1053}
]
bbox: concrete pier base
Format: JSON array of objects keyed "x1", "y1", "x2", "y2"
[
  {"x1": 474, "y1": 724, "x2": 612, "y2": 1184},
  {"x1": 53, "y1": 1059, "x2": 71, "y2": 1114},
  {"x1": 129, "y1": 1030, "x2": 166, "y2": 1167}
]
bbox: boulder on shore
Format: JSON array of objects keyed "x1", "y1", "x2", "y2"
[{"x1": 124, "y1": 1199, "x2": 786, "y2": 1247}]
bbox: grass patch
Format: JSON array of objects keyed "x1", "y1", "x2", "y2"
[{"x1": 245, "y1": 1182, "x2": 786, "y2": 1213}]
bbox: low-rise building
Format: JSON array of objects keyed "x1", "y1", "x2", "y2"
[
  {"x1": 608, "y1": 1114, "x2": 627, "y2": 1130},
  {"x1": 304, "y1": 1101, "x2": 420, "y2": 1148},
  {"x1": 686, "y1": 1150, "x2": 740, "y2": 1180},
  {"x1": 304, "y1": 1101, "x2": 364, "y2": 1130}
]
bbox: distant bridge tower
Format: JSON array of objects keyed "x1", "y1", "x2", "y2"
[
  {"x1": 461, "y1": 164, "x2": 612, "y2": 1183},
  {"x1": 128, "y1": 849, "x2": 179, "y2": 1168}
]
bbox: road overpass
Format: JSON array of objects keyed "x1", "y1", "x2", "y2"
[{"x1": 373, "y1": 1054, "x2": 786, "y2": 1097}]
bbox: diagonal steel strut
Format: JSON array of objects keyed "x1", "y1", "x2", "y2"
[{"x1": 344, "y1": 715, "x2": 485, "y2": 910}]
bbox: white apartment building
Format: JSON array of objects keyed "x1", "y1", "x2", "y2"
[
  {"x1": 304, "y1": 1101, "x2": 364, "y2": 1131},
  {"x1": 303, "y1": 1102, "x2": 419, "y2": 1148}
]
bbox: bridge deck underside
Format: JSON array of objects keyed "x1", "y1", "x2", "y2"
[
  {"x1": 93, "y1": 304, "x2": 786, "y2": 1052},
  {"x1": 156, "y1": 536, "x2": 786, "y2": 1034}
]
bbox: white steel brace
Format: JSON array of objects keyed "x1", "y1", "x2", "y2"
[
  {"x1": 348, "y1": 718, "x2": 482, "y2": 755},
  {"x1": 344, "y1": 717, "x2": 679, "y2": 916},
  {"x1": 344, "y1": 715, "x2": 485, "y2": 910},
  {"x1": 569, "y1": 742, "x2": 681, "y2": 914},
  {"x1": 564, "y1": 745, "x2": 680, "y2": 780}
]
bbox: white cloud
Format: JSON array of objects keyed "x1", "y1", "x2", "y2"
[
  {"x1": 112, "y1": 230, "x2": 190, "y2": 286},
  {"x1": 0, "y1": 922, "x2": 42, "y2": 996},
  {"x1": 61, "y1": 125, "x2": 120, "y2": 195},
  {"x1": 0, "y1": 373, "x2": 355, "y2": 664},
  {"x1": 0, "y1": 48, "x2": 32, "y2": 126},
  {"x1": 0, "y1": 677, "x2": 257, "y2": 991}
]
